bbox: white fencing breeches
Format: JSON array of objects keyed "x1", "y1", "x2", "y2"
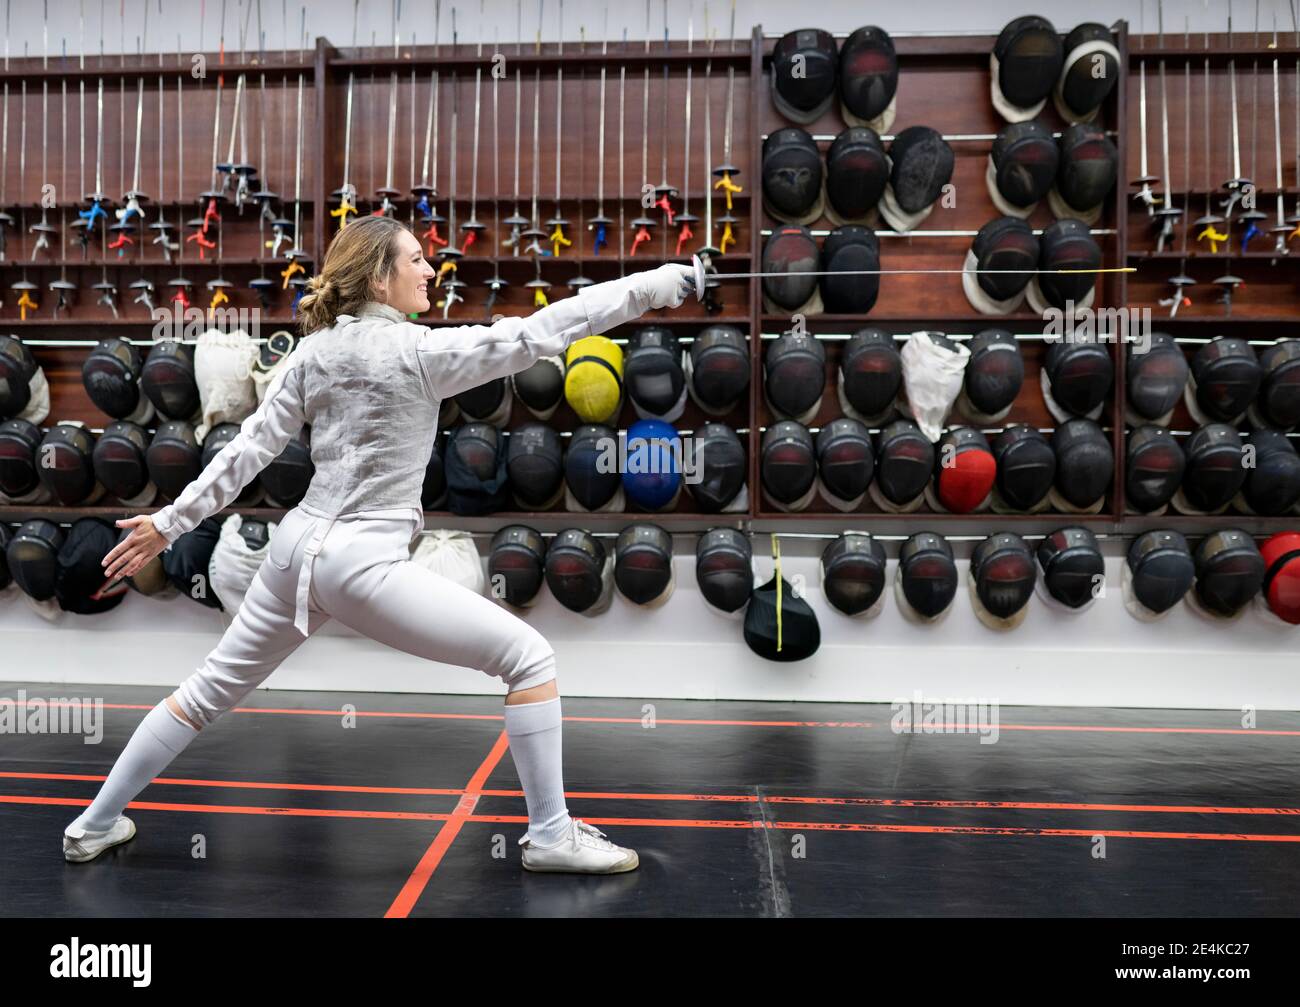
[{"x1": 173, "y1": 507, "x2": 558, "y2": 727}]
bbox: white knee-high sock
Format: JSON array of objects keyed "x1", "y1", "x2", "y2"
[
  {"x1": 70, "y1": 701, "x2": 200, "y2": 833},
  {"x1": 503, "y1": 696, "x2": 572, "y2": 847}
]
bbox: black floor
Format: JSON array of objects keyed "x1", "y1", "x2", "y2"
[{"x1": 2, "y1": 681, "x2": 1299, "y2": 917}]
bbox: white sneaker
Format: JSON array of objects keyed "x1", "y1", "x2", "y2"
[
  {"x1": 63, "y1": 816, "x2": 137, "y2": 863},
  {"x1": 519, "y1": 818, "x2": 639, "y2": 874}
]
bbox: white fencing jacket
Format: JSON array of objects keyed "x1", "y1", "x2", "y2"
[{"x1": 150, "y1": 274, "x2": 655, "y2": 634}]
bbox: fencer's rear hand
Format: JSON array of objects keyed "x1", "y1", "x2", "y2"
[
  {"x1": 640, "y1": 263, "x2": 696, "y2": 310},
  {"x1": 103, "y1": 515, "x2": 167, "y2": 582}
]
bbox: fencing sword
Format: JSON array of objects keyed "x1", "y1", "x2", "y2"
[
  {"x1": 435, "y1": 68, "x2": 465, "y2": 317},
  {"x1": 502, "y1": 63, "x2": 527, "y2": 253},
  {"x1": 567, "y1": 25, "x2": 592, "y2": 289},
  {"x1": 330, "y1": 67, "x2": 356, "y2": 227},
  {"x1": 520, "y1": 0, "x2": 550, "y2": 305},
  {"x1": 714, "y1": 59, "x2": 740, "y2": 250},
  {"x1": 1214, "y1": 4, "x2": 1247, "y2": 314},
  {"x1": 414, "y1": 67, "x2": 446, "y2": 252},
  {"x1": 1159, "y1": 17, "x2": 1194, "y2": 318},
  {"x1": 1220, "y1": 2, "x2": 1250, "y2": 229},
  {"x1": 190, "y1": 29, "x2": 227, "y2": 258},
  {"x1": 405, "y1": 23, "x2": 416, "y2": 232},
  {"x1": 266, "y1": 8, "x2": 298, "y2": 259},
  {"x1": 373, "y1": 0, "x2": 401, "y2": 219},
  {"x1": 412, "y1": 65, "x2": 437, "y2": 230},
  {"x1": 168, "y1": 32, "x2": 195, "y2": 312},
  {"x1": 116, "y1": 1, "x2": 126, "y2": 231},
  {"x1": 367, "y1": 27, "x2": 376, "y2": 211},
  {"x1": 150, "y1": 1, "x2": 178, "y2": 262},
  {"x1": 695, "y1": 20, "x2": 723, "y2": 313},
  {"x1": 0, "y1": 0, "x2": 11, "y2": 263},
  {"x1": 10, "y1": 71, "x2": 40, "y2": 320},
  {"x1": 117, "y1": 2, "x2": 152, "y2": 232},
  {"x1": 330, "y1": 0, "x2": 361, "y2": 229},
  {"x1": 109, "y1": 77, "x2": 145, "y2": 254},
  {"x1": 68, "y1": 0, "x2": 91, "y2": 254},
  {"x1": 630, "y1": 2, "x2": 657, "y2": 255},
  {"x1": 653, "y1": 0, "x2": 677, "y2": 242},
  {"x1": 1238, "y1": 1, "x2": 1268, "y2": 249},
  {"x1": 417, "y1": 1, "x2": 448, "y2": 251},
  {"x1": 1131, "y1": 0, "x2": 1159, "y2": 215},
  {"x1": 485, "y1": 49, "x2": 508, "y2": 311},
  {"x1": 228, "y1": 0, "x2": 258, "y2": 209},
  {"x1": 546, "y1": 1, "x2": 571, "y2": 258},
  {"x1": 522, "y1": 68, "x2": 551, "y2": 302},
  {"x1": 218, "y1": 71, "x2": 256, "y2": 211},
  {"x1": 460, "y1": 66, "x2": 486, "y2": 249},
  {"x1": 587, "y1": 25, "x2": 612, "y2": 255},
  {"x1": 459, "y1": 6, "x2": 486, "y2": 249},
  {"x1": 127, "y1": 26, "x2": 157, "y2": 314},
  {"x1": 252, "y1": 0, "x2": 281, "y2": 226},
  {"x1": 711, "y1": 0, "x2": 741, "y2": 233},
  {"x1": 29, "y1": 3, "x2": 59, "y2": 259},
  {"x1": 521, "y1": 62, "x2": 548, "y2": 259},
  {"x1": 283, "y1": 50, "x2": 312, "y2": 309},
  {"x1": 1194, "y1": 28, "x2": 1226, "y2": 252},
  {"x1": 686, "y1": 255, "x2": 1137, "y2": 303},
  {"x1": 1151, "y1": 4, "x2": 1180, "y2": 252},
  {"x1": 250, "y1": 22, "x2": 279, "y2": 309},
  {"x1": 501, "y1": 0, "x2": 526, "y2": 251},
  {"x1": 617, "y1": 29, "x2": 626, "y2": 276},
  {"x1": 50, "y1": 36, "x2": 80, "y2": 315},
  {"x1": 1268, "y1": 9, "x2": 1291, "y2": 255},
  {"x1": 674, "y1": 10, "x2": 698, "y2": 257},
  {"x1": 106, "y1": 27, "x2": 141, "y2": 256},
  {"x1": 407, "y1": 24, "x2": 416, "y2": 230},
  {"x1": 1288, "y1": 0, "x2": 1300, "y2": 241},
  {"x1": 286, "y1": 20, "x2": 314, "y2": 319}
]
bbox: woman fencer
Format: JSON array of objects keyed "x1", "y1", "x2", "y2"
[{"x1": 64, "y1": 214, "x2": 695, "y2": 874}]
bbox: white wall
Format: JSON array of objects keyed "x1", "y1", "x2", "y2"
[
  {"x1": 0, "y1": 0, "x2": 1273, "y2": 60},
  {"x1": 3, "y1": 537, "x2": 1297, "y2": 709}
]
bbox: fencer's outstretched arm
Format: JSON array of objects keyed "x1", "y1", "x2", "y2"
[
  {"x1": 417, "y1": 263, "x2": 693, "y2": 400},
  {"x1": 149, "y1": 356, "x2": 308, "y2": 545}
]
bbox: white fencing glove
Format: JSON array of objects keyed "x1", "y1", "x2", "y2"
[{"x1": 639, "y1": 263, "x2": 696, "y2": 310}]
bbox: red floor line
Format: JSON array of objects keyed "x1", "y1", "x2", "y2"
[
  {"x1": 0, "y1": 771, "x2": 463, "y2": 797},
  {"x1": 461, "y1": 815, "x2": 1300, "y2": 842},
  {"x1": 383, "y1": 731, "x2": 512, "y2": 919},
  {"x1": 7, "y1": 793, "x2": 1300, "y2": 843},
  {"x1": 7, "y1": 700, "x2": 1300, "y2": 735},
  {"x1": 5, "y1": 771, "x2": 1300, "y2": 817},
  {"x1": 0, "y1": 794, "x2": 452, "y2": 821}
]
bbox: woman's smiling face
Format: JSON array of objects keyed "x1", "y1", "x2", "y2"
[{"x1": 375, "y1": 228, "x2": 437, "y2": 314}]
